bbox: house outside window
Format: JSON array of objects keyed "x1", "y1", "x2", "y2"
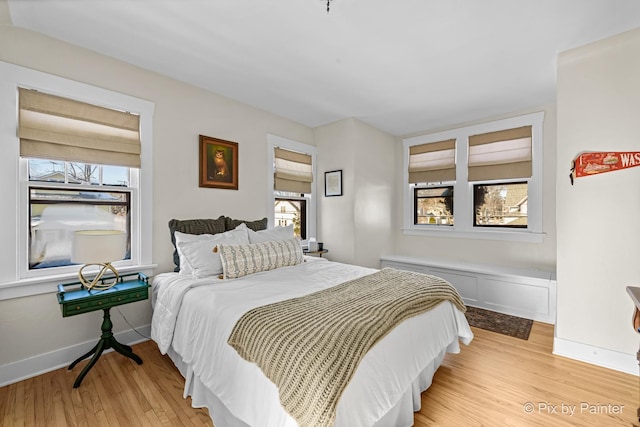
[
  {"x1": 275, "y1": 196, "x2": 307, "y2": 239},
  {"x1": 414, "y1": 186, "x2": 454, "y2": 225},
  {"x1": 473, "y1": 182, "x2": 527, "y2": 227}
]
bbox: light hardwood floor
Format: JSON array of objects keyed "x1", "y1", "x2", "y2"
[{"x1": 1, "y1": 322, "x2": 638, "y2": 426}]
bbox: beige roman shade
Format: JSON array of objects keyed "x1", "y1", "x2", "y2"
[
  {"x1": 274, "y1": 147, "x2": 313, "y2": 193},
  {"x1": 408, "y1": 139, "x2": 456, "y2": 183},
  {"x1": 18, "y1": 88, "x2": 141, "y2": 168},
  {"x1": 468, "y1": 126, "x2": 532, "y2": 182}
]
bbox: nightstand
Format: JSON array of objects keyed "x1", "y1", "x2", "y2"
[
  {"x1": 303, "y1": 249, "x2": 329, "y2": 257},
  {"x1": 57, "y1": 272, "x2": 150, "y2": 388}
]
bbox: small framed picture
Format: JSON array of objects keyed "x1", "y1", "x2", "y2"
[
  {"x1": 199, "y1": 135, "x2": 238, "y2": 190},
  {"x1": 324, "y1": 170, "x2": 343, "y2": 197}
]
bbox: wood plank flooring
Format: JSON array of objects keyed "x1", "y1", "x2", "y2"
[
  {"x1": 1, "y1": 322, "x2": 638, "y2": 426},
  {"x1": 419, "y1": 322, "x2": 638, "y2": 426}
]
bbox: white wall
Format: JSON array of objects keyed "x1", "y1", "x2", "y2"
[
  {"x1": 555, "y1": 28, "x2": 640, "y2": 372},
  {"x1": 315, "y1": 120, "x2": 356, "y2": 263},
  {"x1": 0, "y1": 10, "x2": 314, "y2": 371},
  {"x1": 316, "y1": 118, "x2": 395, "y2": 268},
  {"x1": 392, "y1": 104, "x2": 557, "y2": 272}
]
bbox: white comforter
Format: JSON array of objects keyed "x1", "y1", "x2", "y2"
[{"x1": 151, "y1": 258, "x2": 473, "y2": 427}]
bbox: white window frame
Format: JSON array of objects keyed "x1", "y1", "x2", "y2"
[
  {"x1": 402, "y1": 112, "x2": 545, "y2": 243},
  {"x1": 21, "y1": 166, "x2": 135, "y2": 276},
  {"x1": 0, "y1": 61, "x2": 155, "y2": 300},
  {"x1": 266, "y1": 134, "x2": 316, "y2": 245}
]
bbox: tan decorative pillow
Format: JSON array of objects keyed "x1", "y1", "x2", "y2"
[{"x1": 218, "y1": 238, "x2": 303, "y2": 279}]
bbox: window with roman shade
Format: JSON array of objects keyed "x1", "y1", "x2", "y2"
[
  {"x1": 408, "y1": 139, "x2": 456, "y2": 183},
  {"x1": 274, "y1": 147, "x2": 313, "y2": 194},
  {"x1": 467, "y1": 126, "x2": 532, "y2": 182},
  {"x1": 18, "y1": 88, "x2": 141, "y2": 168},
  {"x1": 269, "y1": 135, "x2": 316, "y2": 242},
  {"x1": 402, "y1": 111, "x2": 544, "y2": 240}
]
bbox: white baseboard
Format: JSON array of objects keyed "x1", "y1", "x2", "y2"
[
  {"x1": 0, "y1": 324, "x2": 151, "y2": 387},
  {"x1": 553, "y1": 337, "x2": 638, "y2": 376}
]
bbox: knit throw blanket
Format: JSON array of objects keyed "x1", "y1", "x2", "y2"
[{"x1": 227, "y1": 267, "x2": 466, "y2": 427}]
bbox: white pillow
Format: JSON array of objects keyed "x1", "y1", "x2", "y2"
[
  {"x1": 174, "y1": 231, "x2": 215, "y2": 275},
  {"x1": 247, "y1": 224, "x2": 294, "y2": 243},
  {"x1": 177, "y1": 227, "x2": 249, "y2": 278}
]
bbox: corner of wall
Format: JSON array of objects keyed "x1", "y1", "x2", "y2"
[
  {"x1": 314, "y1": 118, "x2": 396, "y2": 267},
  {"x1": 556, "y1": 26, "x2": 640, "y2": 360},
  {"x1": 0, "y1": 0, "x2": 12, "y2": 27}
]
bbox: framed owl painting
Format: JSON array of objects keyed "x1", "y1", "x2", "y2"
[{"x1": 199, "y1": 135, "x2": 239, "y2": 190}]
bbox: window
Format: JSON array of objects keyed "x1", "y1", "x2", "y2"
[
  {"x1": 414, "y1": 186, "x2": 454, "y2": 225},
  {"x1": 17, "y1": 87, "x2": 141, "y2": 278},
  {"x1": 273, "y1": 147, "x2": 311, "y2": 239},
  {"x1": 0, "y1": 61, "x2": 155, "y2": 300},
  {"x1": 402, "y1": 112, "x2": 544, "y2": 242},
  {"x1": 275, "y1": 197, "x2": 307, "y2": 239},
  {"x1": 267, "y1": 135, "x2": 316, "y2": 243},
  {"x1": 408, "y1": 137, "x2": 456, "y2": 227},
  {"x1": 28, "y1": 160, "x2": 132, "y2": 270},
  {"x1": 473, "y1": 182, "x2": 527, "y2": 228},
  {"x1": 467, "y1": 125, "x2": 532, "y2": 229},
  {"x1": 29, "y1": 159, "x2": 130, "y2": 186}
]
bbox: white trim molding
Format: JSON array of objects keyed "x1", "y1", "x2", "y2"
[
  {"x1": 553, "y1": 337, "x2": 638, "y2": 376},
  {"x1": 0, "y1": 264, "x2": 156, "y2": 300},
  {"x1": 0, "y1": 324, "x2": 151, "y2": 387}
]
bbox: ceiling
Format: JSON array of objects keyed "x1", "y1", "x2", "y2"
[{"x1": 7, "y1": 0, "x2": 640, "y2": 136}]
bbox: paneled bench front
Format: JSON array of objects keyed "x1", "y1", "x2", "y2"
[{"x1": 381, "y1": 255, "x2": 556, "y2": 324}]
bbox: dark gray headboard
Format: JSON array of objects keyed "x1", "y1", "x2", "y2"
[{"x1": 168, "y1": 216, "x2": 267, "y2": 272}]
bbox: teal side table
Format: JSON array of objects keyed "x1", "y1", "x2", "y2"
[{"x1": 57, "y1": 272, "x2": 150, "y2": 388}]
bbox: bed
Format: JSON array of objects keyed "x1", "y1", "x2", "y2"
[{"x1": 151, "y1": 217, "x2": 473, "y2": 427}]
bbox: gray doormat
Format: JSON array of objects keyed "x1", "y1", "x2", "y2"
[{"x1": 465, "y1": 306, "x2": 533, "y2": 340}]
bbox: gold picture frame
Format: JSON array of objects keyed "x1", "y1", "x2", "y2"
[{"x1": 199, "y1": 135, "x2": 238, "y2": 190}]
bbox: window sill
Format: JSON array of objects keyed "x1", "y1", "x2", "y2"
[
  {"x1": 402, "y1": 226, "x2": 546, "y2": 243},
  {"x1": 0, "y1": 264, "x2": 157, "y2": 301}
]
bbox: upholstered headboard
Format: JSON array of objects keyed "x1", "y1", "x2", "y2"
[{"x1": 168, "y1": 216, "x2": 268, "y2": 272}]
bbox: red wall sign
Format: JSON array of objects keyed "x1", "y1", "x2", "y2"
[{"x1": 570, "y1": 151, "x2": 640, "y2": 184}]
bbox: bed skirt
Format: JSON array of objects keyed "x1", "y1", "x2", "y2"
[{"x1": 167, "y1": 340, "x2": 453, "y2": 427}]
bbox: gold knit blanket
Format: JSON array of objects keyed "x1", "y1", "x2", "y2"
[{"x1": 227, "y1": 267, "x2": 466, "y2": 427}]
